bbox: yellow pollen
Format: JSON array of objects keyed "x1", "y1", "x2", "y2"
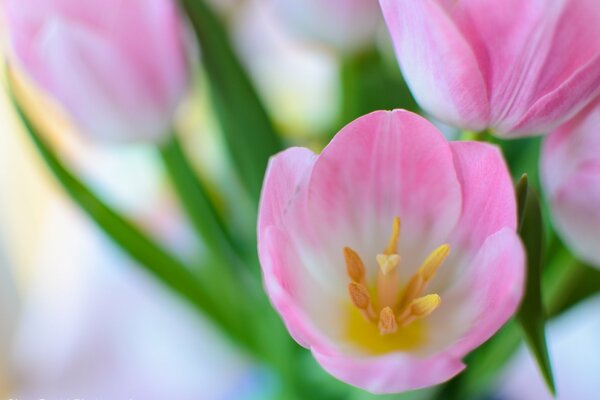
[
  {"x1": 348, "y1": 282, "x2": 377, "y2": 322},
  {"x1": 418, "y1": 244, "x2": 451, "y2": 281},
  {"x1": 378, "y1": 307, "x2": 398, "y2": 335},
  {"x1": 344, "y1": 247, "x2": 366, "y2": 283},
  {"x1": 398, "y1": 294, "x2": 442, "y2": 327},
  {"x1": 343, "y1": 217, "x2": 451, "y2": 354},
  {"x1": 376, "y1": 253, "x2": 400, "y2": 275},
  {"x1": 410, "y1": 294, "x2": 442, "y2": 317}
]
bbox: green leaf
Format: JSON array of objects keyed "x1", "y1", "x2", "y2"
[
  {"x1": 178, "y1": 0, "x2": 282, "y2": 205},
  {"x1": 458, "y1": 320, "x2": 522, "y2": 398},
  {"x1": 544, "y1": 240, "x2": 600, "y2": 318},
  {"x1": 159, "y1": 135, "x2": 246, "y2": 264},
  {"x1": 516, "y1": 180, "x2": 556, "y2": 394},
  {"x1": 5, "y1": 68, "x2": 251, "y2": 352}
]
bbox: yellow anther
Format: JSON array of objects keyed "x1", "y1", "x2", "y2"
[
  {"x1": 348, "y1": 282, "x2": 377, "y2": 321},
  {"x1": 418, "y1": 244, "x2": 450, "y2": 282},
  {"x1": 384, "y1": 216, "x2": 401, "y2": 255},
  {"x1": 376, "y1": 253, "x2": 401, "y2": 275},
  {"x1": 344, "y1": 247, "x2": 366, "y2": 283},
  {"x1": 399, "y1": 294, "x2": 442, "y2": 327},
  {"x1": 411, "y1": 294, "x2": 441, "y2": 316},
  {"x1": 378, "y1": 307, "x2": 398, "y2": 335}
]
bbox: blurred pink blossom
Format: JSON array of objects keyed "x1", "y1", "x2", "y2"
[
  {"x1": 380, "y1": 0, "x2": 600, "y2": 137},
  {"x1": 5, "y1": 0, "x2": 190, "y2": 142},
  {"x1": 257, "y1": 110, "x2": 524, "y2": 393},
  {"x1": 269, "y1": 0, "x2": 381, "y2": 53},
  {"x1": 541, "y1": 99, "x2": 600, "y2": 267}
]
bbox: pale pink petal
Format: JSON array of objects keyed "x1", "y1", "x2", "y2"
[
  {"x1": 305, "y1": 110, "x2": 462, "y2": 280},
  {"x1": 449, "y1": 141, "x2": 517, "y2": 253},
  {"x1": 312, "y1": 347, "x2": 465, "y2": 394},
  {"x1": 259, "y1": 227, "x2": 341, "y2": 350},
  {"x1": 5, "y1": 0, "x2": 189, "y2": 142},
  {"x1": 542, "y1": 101, "x2": 600, "y2": 266},
  {"x1": 258, "y1": 148, "x2": 344, "y2": 346},
  {"x1": 270, "y1": 0, "x2": 381, "y2": 53},
  {"x1": 440, "y1": 228, "x2": 525, "y2": 357},
  {"x1": 381, "y1": 0, "x2": 600, "y2": 136},
  {"x1": 379, "y1": 0, "x2": 489, "y2": 130},
  {"x1": 258, "y1": 147, "x2": 316, "y2": 235},
  {"x1": 508, "y1": 56, "x2": 600, "y2": 136}
]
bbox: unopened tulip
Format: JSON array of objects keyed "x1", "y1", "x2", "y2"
[
  {"x1": 270, "y1": 0, "x2": 381, "y2": 54},
  {"x1": 5, "y1": 0, "x2": 190, "y2": 142},
  {"x1": 380, "y1": 0, "x2": 600, "y2": 137},
  {"x1": 257, "y1": 110, "x2": 524, "y2": 393},
  {"x1": 541, "y1": 99, "x2": 600, "y2": 267}
]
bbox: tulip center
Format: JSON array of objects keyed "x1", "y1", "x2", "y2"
[{"x1": 343, "y1": 217, "x2": 450, "y2": 354}]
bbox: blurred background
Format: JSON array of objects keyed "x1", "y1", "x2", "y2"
[{"x1": 0, "y1": 1, "x2": 599, "y2": 399}]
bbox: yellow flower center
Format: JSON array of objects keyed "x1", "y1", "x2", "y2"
[{"x1": 343, "y1": 217, "x2": 450, "y2": 354}]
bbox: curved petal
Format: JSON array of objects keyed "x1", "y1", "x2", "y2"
[
  {"x1": 439, "y1": 228, "x2": 525, "y2": 357},
  {"x1": 504, "y1": 0, "x2": 600, "y2": 135},
  {"x1": 312, "y1": 346, "x2": 465, "y2": 394},
  {"x1": 449, "y1": 141, "x2": 517, "y2": 253},
  {"x1": 542, "y1": 101, "x2": 600, "y2": 267},
  {"x1": 259, "y1": 226, "x2": 342, "y2": 349},
  {"x1": 258, "y1": 147, "x2": 317, "y2": 235},
  {"x1": 305, "y1": 110, "x2": 462, "y2": 280},
  {"x1": 507, "y1": 56, "x2": 600, "y2": 136},
  {"x1": 258, "y1": 148, "x2": 345, "y2": 346},
  {"x1": 379, "y1": 0, "x2": 489, "y2": 130}
]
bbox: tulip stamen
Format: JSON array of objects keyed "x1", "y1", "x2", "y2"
[
  {"x1": 348, "y1": 282, "x2": 377, "y2": 322},
  {"x1": 344, "y1": 246, "x2": 366, "y2": 284},
  {"x1": 399, "y1": 244, "x2": 450, "y2": 309},
  {"x1": 378, "y1": 306, "x2": 398, "y2": 335},
  {"x1": 377, "y1": 217, "x2": 402, "y2": 308},
  {"x1": 344, "y1": 218, "x2": 450, "y2": 338},
  {"x1": 397, "y1": 294, "x2": 441, "y2": 327}
]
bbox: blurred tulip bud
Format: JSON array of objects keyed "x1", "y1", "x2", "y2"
[
  {"x1": 541, "y1": 99, "x2": 600, "y2": 267},
  {"x1": 269, "y1": 0, "x2": 381, "y2": 54},
  {"x1": 5, "y1": 0, "x2": 191, "y2": 142}
]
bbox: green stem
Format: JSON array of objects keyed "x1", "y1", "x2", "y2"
[
  {"x1": 159, "y1": 135, "x2": 245, "y2": 264},
  {"x1": 6, "y1": 72, "x2": 255, "y2": 356},
  {"x1": 178, "y1": 0, "x2": 282, "y2": 205}
]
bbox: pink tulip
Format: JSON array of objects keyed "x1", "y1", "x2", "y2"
[
  {"x1": 257, "y1": 110, "x2": 524, "y2": 393},
  {"x1": 541, "y1": 99, "x2": 600, "y2": 267},
  {"x1": 269, "y1": 0, "x2": 381, "y2": 53},
  {"x1": 380, "y1": 0, "x2": 600, "y2": 137},
  {"x1": 5, "y1": 0, "x2": 190, "y2": 142}
]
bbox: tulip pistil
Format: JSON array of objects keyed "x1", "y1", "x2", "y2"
[{"x1": 343, "y1": 217, "x2": 449, "y2": 338}]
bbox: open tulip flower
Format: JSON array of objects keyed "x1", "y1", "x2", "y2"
[
  {"x1": 542, "y1": 99, "x2": 600, "y2": 267},
  {"x1": 380, "y1": 0, "x2": 600, "y2": 137},
  {"x1": 258, "y1": 110, "x2": 525, "y2": 393}
]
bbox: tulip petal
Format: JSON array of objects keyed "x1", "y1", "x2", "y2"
[
  {"x1": 379, "y1": 0, "x2": 489, "y2": 130},
  {"x1": 542, "y1": 101, "x2": 600, "y2": 266},
  {"x1": 439, "y1": 228, "x2": 525, "y2": 357},
  {"x1": 305, "y1": 110, "x2": 462, "y2": 280},
  {"x1": 449, "y1": 141, "x2": 517, "y2": 253},
  {"x1": 312, "y1": 346, "x2": 465, "y2": 394},
  {"x1": 259, "y1": 148, "x2": 345, "y2": 346},
  {"x1": 259, "y1": 226, "x2": 341, "y2": 349}
]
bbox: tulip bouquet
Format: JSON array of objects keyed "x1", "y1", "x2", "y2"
[{"x1": 2, "y1": 0, "x2": 600, "y2": 398}]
